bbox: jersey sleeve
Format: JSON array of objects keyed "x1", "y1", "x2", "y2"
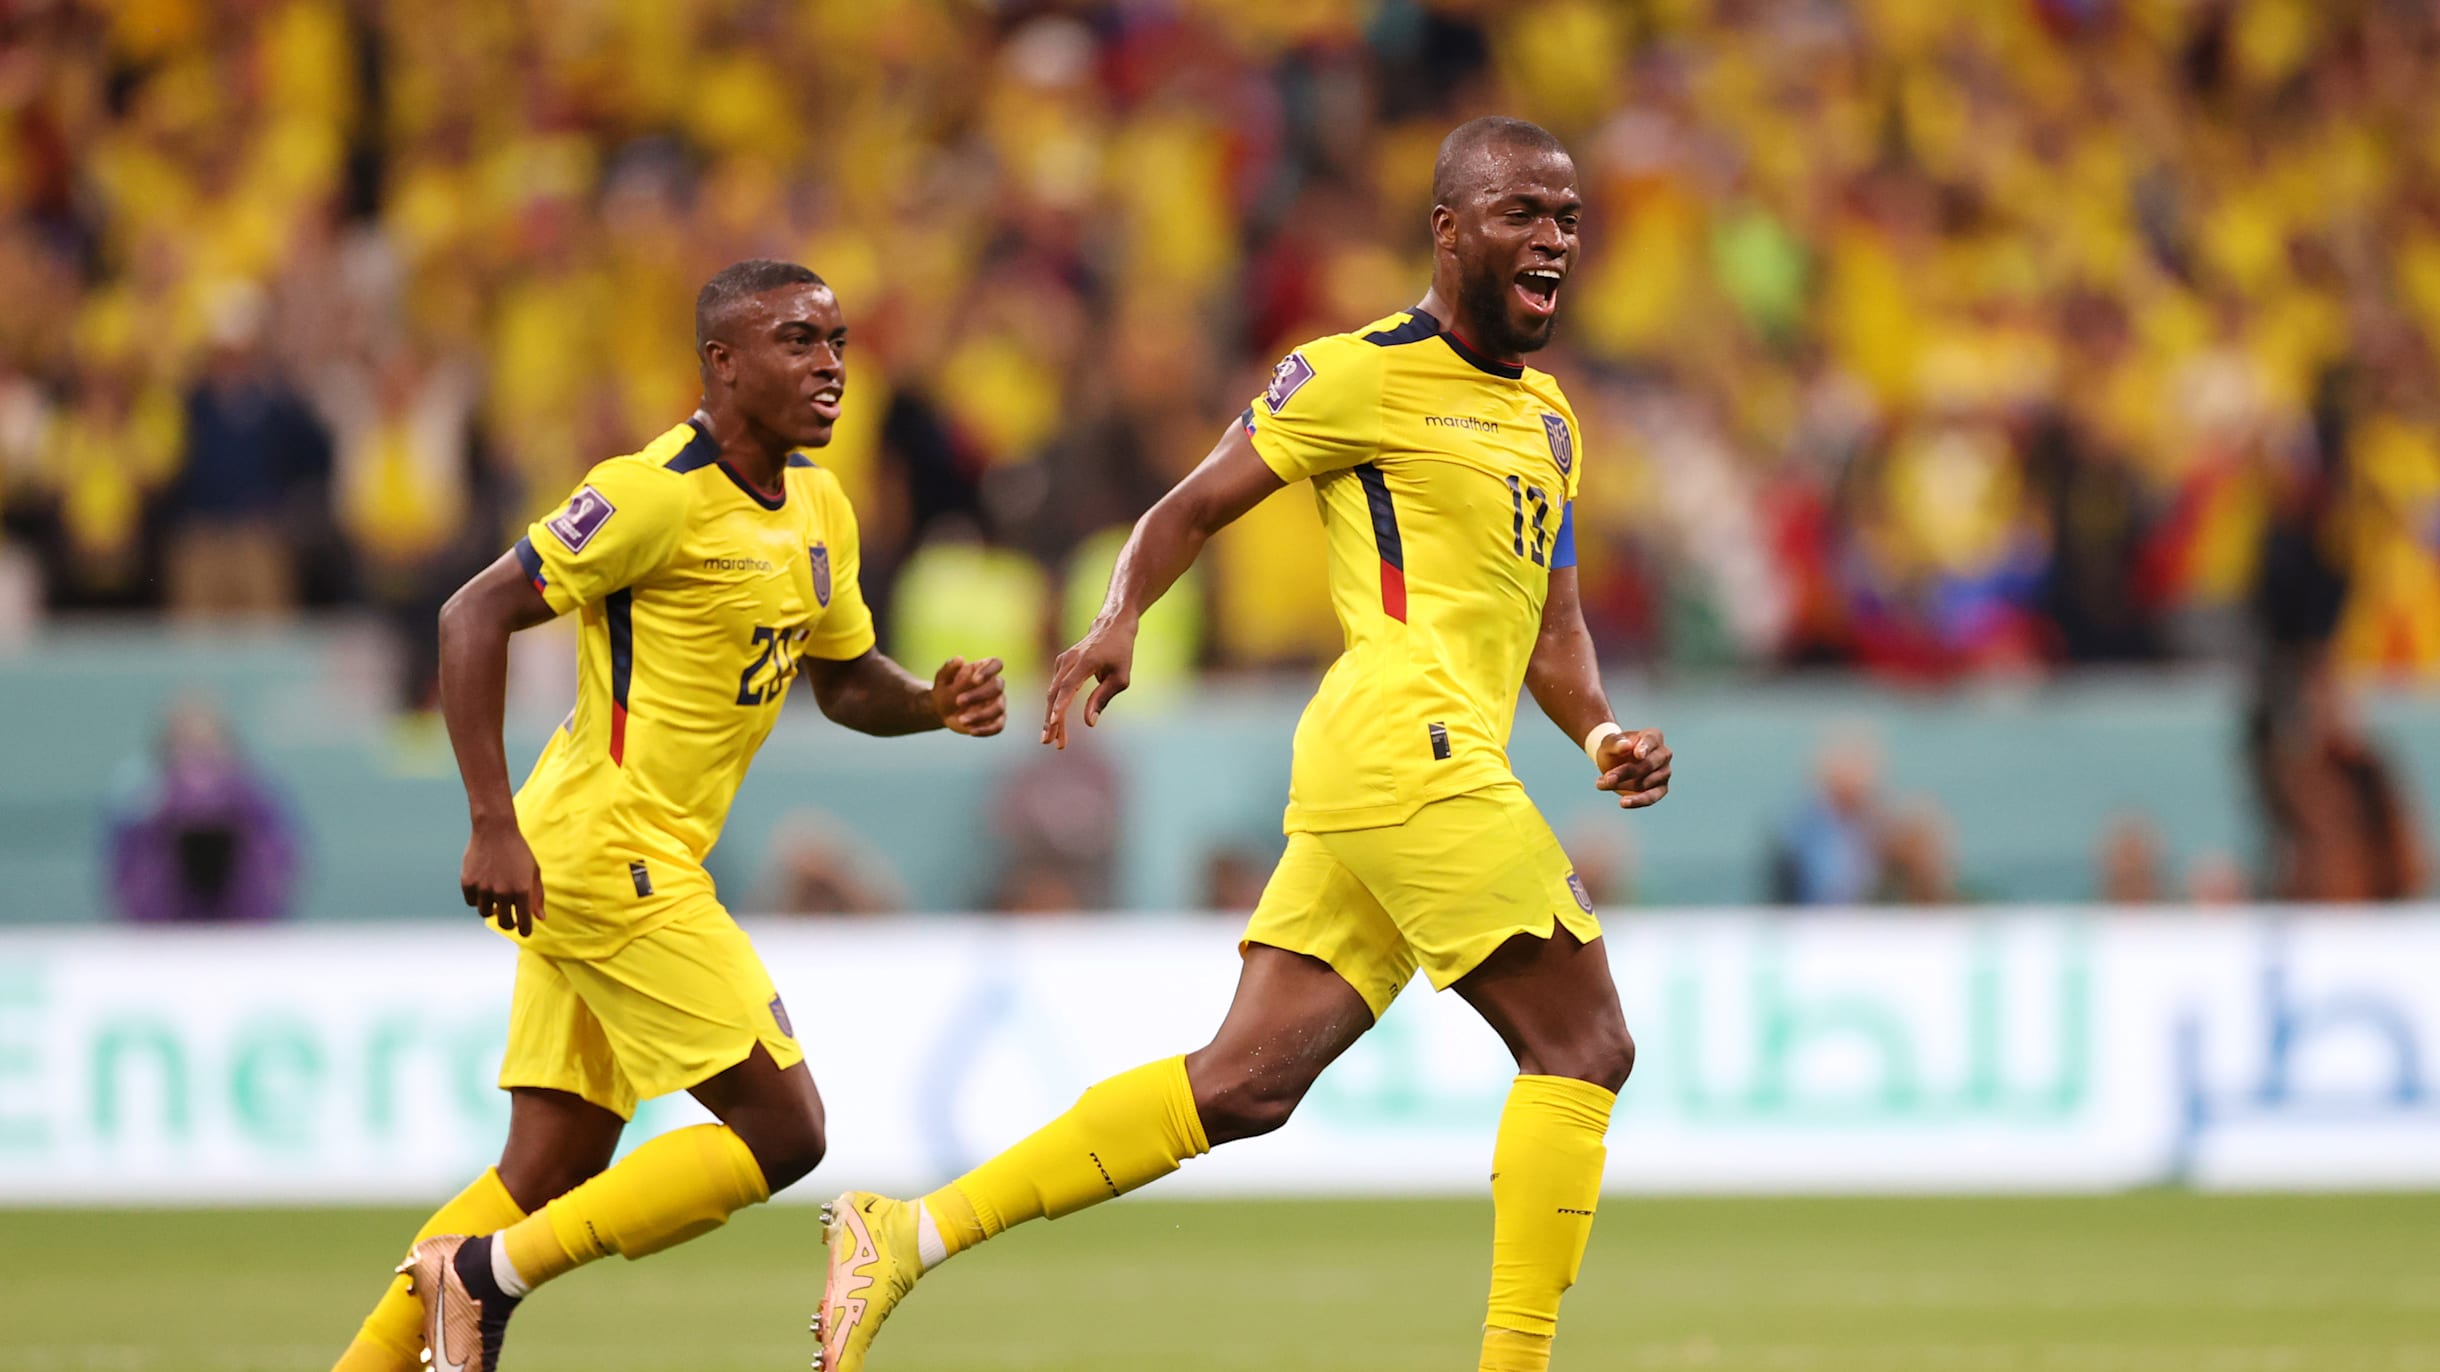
[
  {"x1": 1557, "y1": 399, "x2": 1584, "y2": 503},
  {"x1": 1550, "y1": 501, "x2": 1578, "y2": 570},
  {"x1": 804, "y1": 474, "x2": 878, "y2": 661},
  {"x1": 514, "y1": 459, "x2": 692, "y2": 615},
  {"x1": 1243, "y1": 335, "x2": 1385, "y2": 483}
]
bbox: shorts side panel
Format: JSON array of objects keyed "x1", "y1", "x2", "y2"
[
  {"x1": 499, "y1": 945, "x2": 639, "y2": 1119},
  {"x1": 1239, "y1": 832, "x2": 1416, "y2": 1019},
  {"x1": 1319, "y1": 782, "x2": 1602, "y2": 993},
  {"x1": 552, "y1": 902, "x2": 804, "y2": 1105}
]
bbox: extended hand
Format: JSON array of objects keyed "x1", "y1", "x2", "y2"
[
  {"x1": 1042, "y1": 618, "x2": 1138, "y2": 750},
  {"x1": 461, "y1": 817, "x2": 545, "y2": 936},
  {"x1": 932, "y1": 657, "x2": 1007, "y2": 736},
  {"x1": 1595, "y1": 728, "x2": 1672, "y2": 809}
]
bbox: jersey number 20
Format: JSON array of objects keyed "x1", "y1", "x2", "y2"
[
  {"x1": 1506, "y1": 476, "x2": 1553, "y2": 566},
  {"x1": 736, "y1": 625, "x2": 806, "y2": 706}
]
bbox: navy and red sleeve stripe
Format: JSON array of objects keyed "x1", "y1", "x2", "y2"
[
  {"x1": 1354, "y1": 464, "x2": 1405, "y2": 622},
  {"x1": 513, "y1": 536, "x2": 548, "y2": 593}
]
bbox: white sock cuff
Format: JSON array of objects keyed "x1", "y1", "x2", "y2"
[
  {"x1": 489, "y1": 1233, "x2": 533, "y2": 1298},
  {"x1": 913, "y1": 1200, "x2": 949, "y2": 1270}
]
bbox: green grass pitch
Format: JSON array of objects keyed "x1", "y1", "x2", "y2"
[{"x1": 3, "y1": 1194, "x2": 2434, "y2": 1371}]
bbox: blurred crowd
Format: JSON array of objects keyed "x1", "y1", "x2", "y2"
[{"x1": 6, "y1": 0, "x2": 2440, "y2": 703}]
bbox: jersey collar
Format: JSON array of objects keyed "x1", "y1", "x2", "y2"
[
  {"x1": 1436, "y1": 322, "x2": 1526, "y2": 381},
  {"x1": 673, "y1": 418, "x2": 788, "y2": 510}
]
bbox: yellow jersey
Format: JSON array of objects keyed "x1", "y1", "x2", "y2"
[
  {"x1": 510, "y1": 418, "x2": 877, "y2": 956},
  {"x1": 1244, "y1": 308, "x2": 1584, "y2": 833}
]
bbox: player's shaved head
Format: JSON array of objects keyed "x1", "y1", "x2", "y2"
[
  {"x1": 1431, "y1": 116, "x2": 1571, "y2": 209},
  {"x1": 695, "y1": 259, "x2": 826, "y2": 350}
]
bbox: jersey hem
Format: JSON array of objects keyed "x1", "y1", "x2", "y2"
[{"x1": 1280, "y1": 767, "x2": 1517, "y2": 835}]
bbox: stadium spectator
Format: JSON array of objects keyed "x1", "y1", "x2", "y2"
[
  {"x1": 2249, "y1": 664, "x2": 2429, "y2": 902},
  {"x1": 2097, "y1": 813, "x2": 2168, "y2": 904},
  {"x1": 2184, "y1": 850, "x2": 2252, "y2": 906},
  {"x1": 1768, "y1": 734, "x2": 1885, "y2": 906},
  {"x1": 760, "y1": 811, "x2": 904, "y2": 916},
  {"x1": 104, "y1": 696, "x2": 299, "y2": 923},
  {"x1": 5, "y1": 0, "x2": 2440, "y2": 691},
  {"x1": 1875, "y1": 799, "x2": 1963, "y2": 906},
  {"x1": 164, "y1": 285, "x2": 331, "y2": 617},
  {"x1": 988, "y1": 738, "x2": 1122, "y2": 914}
]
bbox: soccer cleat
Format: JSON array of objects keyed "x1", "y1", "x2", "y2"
[
  {"x1": 811, "y1": 1191, "x2": 924, "y2": 1371},
  {"x1": 397, "y1": 1236, "x2": 516, "y2": 1372}
]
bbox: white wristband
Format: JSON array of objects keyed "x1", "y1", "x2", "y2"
[{"x1": 1582, "y1": 721, "x2": 1623, "y2": 767}]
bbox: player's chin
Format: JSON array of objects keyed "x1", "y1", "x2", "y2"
[
  {"x1": 794, "y1": 420, "x2": 836, "y2": 449},
  {"x1": 1505, "y1": 307, "x2": 1559, "y2": 355}
]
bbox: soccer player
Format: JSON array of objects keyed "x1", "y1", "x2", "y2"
[
  {"x1": 815, "y1": 118, "x2": 1669, "y2": 1372},
  {"x1": 329, "y1": 260, "x2": 1007, "y2": 1372}
]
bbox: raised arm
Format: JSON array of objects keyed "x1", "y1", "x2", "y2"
[
  {"x1": 1526, "y1": 566, "x2": 1671, "y2": 809},
  {"x1": 801, "y1": 649, "x2": 1005, "y2": 738},
  {"x1": 438, "y1": 551, "x2": 560, "y2": 934},
  {"x1": 1042, "y1": 421, "x2": 1285, "y2": 747}
]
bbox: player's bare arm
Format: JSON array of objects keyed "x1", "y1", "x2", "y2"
[
  {"x1": 804, "y1": 649, "x2": 1006, "y2": 738},
  {"x1": 1042, "y1": 422, "x2": 1284, "y2": 748},
  {"x1": 437, "y1": 550, "x2": 561, "y2": 936},
  {"x1": 1526, "y1": 565, "x2": 1670, "y2": 809}
]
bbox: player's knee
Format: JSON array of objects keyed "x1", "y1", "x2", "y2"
[
  {"x1": 1191, "y1": 1071, "x2": 1308, "y2": 1145},
  {"x1": 1575, "y1": 1022, "x2": 1635, "y2": 1094},
  {"x1": 1529, "y1": 1019, "x2": 1635, "y2": 1094},
  {"x1": 740, "y1": 1108, "x2": 827, "y2": 1193},
  {"x1": 498, "y1": 1154, "x2": 609, "y2": 1210}
]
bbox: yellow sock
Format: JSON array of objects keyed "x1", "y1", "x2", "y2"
[
  {"x1": 496, "y1": 1124, "x2": 770, "y2": 1289},
  {"x1": 332, "y1": 1168, "x2": 525, "y2": 1372},
  {"x1": 1481, "y1": 1074, "x2": 1615, "y2": 1369},
  {"x1": 919, "y1": 1055, "x2": 1209, "y2": 1261}
]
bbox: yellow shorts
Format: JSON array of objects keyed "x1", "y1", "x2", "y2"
[
  {"x1": 1243, "y1": 781, "x2": 1601, "y2": 1019},
  {"x1": 498, "y1": 903, "x2": 803, "y2": 1120}
]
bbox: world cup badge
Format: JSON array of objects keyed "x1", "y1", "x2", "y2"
[
  {"x1": 1265, "y1": 351, "x2": 1316, "y2": 412},
  {"x1": 546, "y1": 485, "x2": 615, "y2": 552}
]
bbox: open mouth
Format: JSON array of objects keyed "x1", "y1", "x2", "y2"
[
  {"x1": 810, "y1": 385, "x2": 843, "y2": 422},
  {"x1": 1515, "y1": 267, "x2": 1562, "y2": 318}
]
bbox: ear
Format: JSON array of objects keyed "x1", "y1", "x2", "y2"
[
  {"x1": 702, "y1": 339, "x2": 734, "y2": 386},
  {"x1": 1431, "y1": 203, "x2": 1458, "y2": 252}
]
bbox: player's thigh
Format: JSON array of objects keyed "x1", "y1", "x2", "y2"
[
  {"x1": 1240, "y1": 831, "x2": 1417, "y2": 1020},
  {"x1": 1321, "y1": 782, "x2": 1602, "y2": 996},
  {"x1": 500, "y1": 944, "x2": 640, "y2": 1121},
  {"x1": 556, "y1": 903, "x2": 805, "y2": 1107}
]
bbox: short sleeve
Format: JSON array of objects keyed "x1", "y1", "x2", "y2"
[
  {"x1": 1550, "y1": 501, "x2": 1577, "y2": 570},
  {"x1": 516, "y1": 460, "x2": 692, "y2": 615},
  {"x1": 804, "y1": 475, "x2": 878, "y2": 661},
  {"x1": 1556, "y1": 403, "x2": 1584, "y2": 502},
  {"x1": 1244, "y1": 336, "x2": 1384, "y2": 483}
]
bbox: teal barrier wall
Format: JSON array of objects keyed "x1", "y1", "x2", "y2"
[{"x1": 5, "y1": 625, "x2": 2439, "y2": 921}]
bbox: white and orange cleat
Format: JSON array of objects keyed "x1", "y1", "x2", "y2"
[
  {"x1": 397, "y1": 1235, "x2": 518, "y2": 1372},
  {"x1": 812, "y1": 1192, "x2": 925, "y2": 1371}
]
